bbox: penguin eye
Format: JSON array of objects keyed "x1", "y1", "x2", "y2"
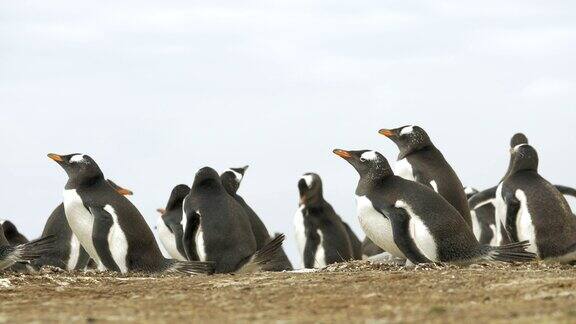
[{"x1": 360, "y1": 158, "x2": 367, "y2": 162}]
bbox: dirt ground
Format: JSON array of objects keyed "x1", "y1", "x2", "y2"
[{"x1": 1, "y1": 261, "x2": 576, "y2": 323}]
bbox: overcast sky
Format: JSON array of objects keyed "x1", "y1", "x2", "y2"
[{"x1": 1, "y1": 0, "x2": 575, "y2": 264}]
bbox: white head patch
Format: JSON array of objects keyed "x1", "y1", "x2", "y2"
[
  {"x1": 360, "y1": 151, "x2": 378, "y2": 161},
  {"x1": 69, "y1": 154, "x2": 87, "y2": 163},
  {"x1": 464, "y1": 187, "x2": 477, "y2": 195},
  {"x1": 302, "y1": 174, "x2": 314, "y2": 188},
  {"x1": 400, "y1": 126, "x2": 414, "y2": 136}
]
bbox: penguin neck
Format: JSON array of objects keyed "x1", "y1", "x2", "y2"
[
  {"x1": 300, "y1": 190, "x2": 324, "y2": 207},
  {"x1": 65, "y1": 175, "x2": 106, "y2": 190},
  {"x1": 397, "y1": 143, "x2": 433, "y2": 160},
  {"x1": 356, "y1": 171, "x2": 393, "y2": 195},
  {"x1": 222, "y1": 181, "x2": 239, "y2": 196},
  {"x1": 192, "y1": 179, "x2": 225, "y2": 195}
]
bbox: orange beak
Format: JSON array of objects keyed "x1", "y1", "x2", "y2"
[
  {"x1": 333, "y1": 149, "x2": 352, "y2": 158},
  {"x1": 116, "y1": 187, "x2": 133, "y2": 196},
  {"x1": 47, "y1": 153, "x2": 64, "y2": 162},
  {"x1": 378, "y1": 129, "x2": 395, "y2": 137}
]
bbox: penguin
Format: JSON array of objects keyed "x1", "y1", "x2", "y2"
[
  {"x1": 333, "y1": 148, "x2": 535, "y2": 265},
  {"x1": 156, "y1": 184, "x2": 189, "y2": 261},
  {"x1": 0, "y1": 220, "x2": 29, "y2": 245},
  {"x1": 47, "y1": 153, "x2": 212, "y2": 274},
  {"x1": 379, "y1": 126, "x2": 472, "y2": 227},
  {"x1": 464, "y1": 187, "x2": 479, "y2": 199},
  {"x1": 221, "y1": 166, "x2": 293, "y2": 271},
  {"x1": 293, "y1": 173, "x2": 355, "y2": 268},
  {"x1": 183, "y1": 167, "x2": 285, "y2": 274},
  {"x1": 0, "y1": 222, "x2": 54, "y2": 271},
  {"x1": 495, "y1": 144, "x2": 576, "y2": 263},
  {"x1": 33, "y1": 180, "x2": 134, "y2": 271},
  {"x1": 469, "y1": 133, "x2": 576, "y2": 245},
  {"x1": 362, "y1": 237, "x2": 384, "y2": 258},
  {"x1": 342, "y1": 222, "x2": 363, "y2": 260}
]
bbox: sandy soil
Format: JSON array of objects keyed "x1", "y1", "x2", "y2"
[{"x1": 1, "y1": 261, "x2": 576, "y2": 323}]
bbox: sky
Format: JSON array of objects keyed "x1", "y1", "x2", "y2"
[{"x1": 1, "y1": 0, "x2": 575, "y2": 265}]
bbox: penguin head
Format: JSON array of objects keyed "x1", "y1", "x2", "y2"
[
  {"x1": 192, "y1": 167, "x2": 223, "y2": 190},
  {"x1": 379, "y1": 125, "x2": 432, "y2": 157},
  {"x1": 48, "y1": 153, "x2": 104, "y2": 185},
  {"x1": 297, "y1": 173, "x2": 323, "y2": 205},
  {"x1": 165, "y1": 184, "x2": 190, "y2": 210},
  {"x1": 220, "y1": 165, "x2": 249, "y2": 195},
  {"x1": 510, "y1": 133, "x2": 529, "y2": 148},
  {"x1": 106, "y1": 180, "x2": 133, "y2": 196},
  {"x1": 333, "y1": 149, "x2": 393, "y2": 179},
  {"x1": 509, "y1": 144, "x2": 539, "y2": 174}
]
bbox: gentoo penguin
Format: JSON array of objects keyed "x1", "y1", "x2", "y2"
[
  {"x1": 0, "y1": 220, "x2": 29, "y2": 245},
  {"x1": 342, "y1": 222, "x2": 363, "y2": 260},
  {"x1": 183, "y1": 167, "x2": 285, "y2": 274},
  {"x1": 33, "y1": 180, "x2": 134, "y2": 271},
  {"x1": 294, "y1": 173, "x2": 355, "y2": 268},
  {"x1": 495, "y1": 144, "x2": 576, "y2": 262},
  {"x1": 0, "y1": 222, "x2": 54, "y2": 271},
  {"x1": 379, "y1": 126, "x2": 472, "y2": 227},
  {"x1": 157, "y1": 184, "x2": 189, "y2": 261},
  {"x1": 333, "y1": 148, "x2": 535, "y2": 265},
  {"x1": 48, "y1": 153, "x2": 212, "y2": 274},
  {"x1": 221, "y1": 166, "x2": 293, "y2": 271}
]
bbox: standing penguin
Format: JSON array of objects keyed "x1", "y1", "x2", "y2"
[
  {"x1": 379, "y1": 126, "x2": 472, "y2": 227},
  {"x1": 1, "y1": 222, "x2": 54, "y2": 271},
  {"x1": 0, "y1": 220, "x2": 29, "y2": 245},
  {"x1": 221, "y1": 166, "x2": 293, "y2": 271},
  {"x1": 183, "y1": 167, "x2": 285, "y2": 274},
  {"x1": 293, "y1": 173, "x2": 355, "y2": 268},
  {"x1": 33, "y1": 180, "x2": 133, "y2": 271},
  {"x1": 47, "y1": 153, "x2": 212, "y2": 274},
  {"x1": 156, "y1": 184, "x2": 189, "y2": 261},
  {"x1": 495, "y1": 144, "x2": 576, "y2": 262},
  {"x1": 333, "y1": 148, "x2": 535, "y2": 265}
]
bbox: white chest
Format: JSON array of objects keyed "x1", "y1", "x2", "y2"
[
  {"x1": 313, "y1": 230, "x2": 326, "y2": 268},
  {"x1": 494, "y1": 184, "x2": 507, "y2": 246},
  {"x1": 293, "y1": 206, "x2": 307, "y2": 267},
  {"x1": 157, "y1": 217, "x2": 186, "y2": 261},
  {"x1": 63, "y1": 189, "x2": 101, "y2": 267},
  {"x1": 394, "y1": 158, "x2": 415, "y2": 181},
  {"x1": 356, "y1": 196, "x2": 405, "y2": 259},
  {"x1": 67, "y1": 234, "x2": 81, "y2": 270}
]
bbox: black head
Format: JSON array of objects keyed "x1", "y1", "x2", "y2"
[
  {"x1": 333, "y1": 149, "x2": 393, "y2": 181},
  {"x1": 509, "y1": 144, "x2": 539, "y2": 174},
  {"x1": 106, "y1": 179, "x2": 133, "y2": 196},
  {"x1": 379, "y1": 125, "x2": 433, "y2": 158},
  {"x1": 297, "y1": 173, "x2": 323, "y2": 206},
  {"x1": 220, "y1": 165, "x2": 249, "y2": 195},
  {"x1": 510, "y1": 133, "x2": 529, "y2": 148},
  {"x1": 164, "y1": 184, "x2": 190, "y2": 211},
  {"x1": 48, "y1": 153, "x2": 104, "y2": 187},
  {"x1": 192, "y1": 167, "x2": 223, "y2": 191}
]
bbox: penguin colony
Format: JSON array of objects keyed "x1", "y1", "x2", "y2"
[{"x1": 3, "y1": 126, "x2": 576, "y2": 275}]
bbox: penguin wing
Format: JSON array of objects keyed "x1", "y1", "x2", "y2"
[
  {"x1": 182, "y1": 210, "x2": 201, "y2": 261},
  {"x1": 88, "y1": 206, "x2": 121, "y2": 272},
  {"x1": 168, "y1": 222, "x2": 187, "y2": 259},
  {"x1": 303, "y1": 216, "x2": 321, "y2": 268},
  {"x1": 372, "y1": 201, "x2": 432, "y2": 264},
  {"x1": 501, "y1": 191, "x2": 521, "y2": 243}
]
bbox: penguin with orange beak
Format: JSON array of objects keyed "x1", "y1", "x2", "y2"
[{"x1": 333, "y1": 148, "x2": 535, "y2": 265}]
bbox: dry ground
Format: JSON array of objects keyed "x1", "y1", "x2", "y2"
[{"x1": 1, "y1": 262, "x2": 576, "y2": 323}]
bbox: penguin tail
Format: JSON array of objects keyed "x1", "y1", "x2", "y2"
[
  {"x1": 165, "y1": 259, "x2": 214, "y2": 275},
  {"x1": 481, "y1": 240, "x2": 536, "y2": 263},
  {"x1": 14, "y1": 235, "x2": 57, "y2": 261},
  {"x1": 236, "y1": 233, "x2": 286, "y2": 274}
]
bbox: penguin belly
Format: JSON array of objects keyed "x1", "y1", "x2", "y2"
[
  {"x1": 356, "y1": 196, "x2": 405, "y2": 259},
  {"x1": 63, "y1": 190, "x2": 103, "y2": 269},
  {"x1": 394, "y1": 158, "x2": 415, "y2": 181},
  {"x1": 314, "y1": 230, "x2": 326, "y2": 268},
  {"x1": 293, "y1": 206, "x2": 307, "y2": 267},
  {"x1": 157, "y1": 218, "x2": 186, "y2": 261},
  {"x1": 195, "y1": 223, "x2": 207, "y2": 262},
  {"x1": 514, "y1": 190, "x2": 539, "y2": 255},
  {"x1": 494, "y1": 184, "x2": 507, "y2": 246},
  {"x1": 67, "y1": 234, "x2": 82, "y2": 270}
]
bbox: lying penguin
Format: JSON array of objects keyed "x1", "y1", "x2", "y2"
[
  {"x1": 183, "y1": 167, "x2": 285, "y2": 274},
  {"x1": 1, "y1": 222, "x2": 54, "y2": 271},
  {"x1": 33, "y1": 180, "x2": 134, "y2": 271},
  {"x1": 221, "y1": 166, "x2": 293, "y2": 271},
  {"x1": 48, "y1": 153, "x2": 212, "y2": 275},
  {"x1": 496, "y1": 144, "x2": 576, "y2": 263},
  {"x1": 334, "y1": 148, "x2": 535, "y2": 265},
  {"x1": 294, "y1": 173, "x2": 356, "y2": 268}
]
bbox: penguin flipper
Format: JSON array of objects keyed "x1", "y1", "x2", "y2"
[
  {"x1": 502, "y1": 193, "x2": 521, "y2": 243},
  {"x1": 468, "y1": 186, "x2": 498, "y2": 209},
  {"x1": 236, "y1": 233, "x2": 285, "y2": 274},
  {"x1": 89, "y1": 206, "x2": 121, "y2": 272},
  {"x1": 303, "y1": 222, "x2": 321, "y2": 268},
  {"x1": 182, "y1": 210, "x2": 201, "y2": 261},
  {"x1": 555, "y1": 185, "x2": 576, "y2": 198},
  {"x1": 376, "y1": 204, "x2": 432, "y2": 265},
  {"x1": 168, "y1": 223, "x2": 187, "y2": 260}
]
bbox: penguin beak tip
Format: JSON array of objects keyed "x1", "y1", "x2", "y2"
[
  {"x1": 47, "y1": 153, "x2": 64, "y2": 162},
  {"x1": 333, "y1": 149, "x2": 351, "y2": 158},
  {"x1": 379, "y1": 129, "x2": 395, "y2": 137}
]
